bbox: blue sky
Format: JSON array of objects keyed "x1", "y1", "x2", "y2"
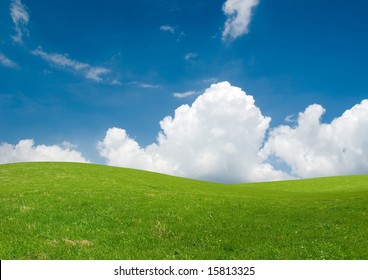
[{"x1": 1, "y1": 0, "x2": 368, "y2": 182}]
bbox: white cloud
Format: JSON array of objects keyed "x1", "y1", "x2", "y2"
[
  {"x1": 0, "y1": 139, "x2": 88, "y2": 164},
  {"x1": 98, "y1": 82, "x2": 368, "y2": 183},
  {"x1": 173, "y1": 90, "x2": 198, "y2": 98},
  {"x1": 10, "y1": 0, "x2": 30, "y2": 44},
  {"x1": 98, "y1": 128, "x2": 160, "y2": 172},
  {"x1": 203, "y1": 77, "x2": 218, "y2": 84},
  {"x1": 111, "y1": 79, "x2": 122, "y2": 85},
  {"x1": 85, "y1": 67, "x2": 111, "y2": 82},
  {"x1": 0, "y1": 53, "x2": 18, "y2": 69},
  {"x1": 32, "y1": 48, "x2": 88, "y2": 70},
  {"x1": 184, "y1": 52, "x2": 198, "y2": 61},
  {"x1": 98, "y1": 82, "x2": 289, "y2": 183},
  {"x1": 160, "y1": 25, "x2": 175, "y2": 33},
  {"x1": 160, "y1": 25, "x2": 185, "y2": 41},
  {"x1": 260, "y1": 100, "x2": 368, "y2": 178},
  {"x1": 31, "y1": 47, "x2": 110, "y2": 82},
  {"x1": 222, "y1": 0, "x2": 259, "y2": 41},
  {"x1": 140, "y1": 84, "x2": 160, "y2": 89},
  {"x1": 284, "y1": 114, "x2": 296, "y2": 124},
  {"x1": 133, "y1": 82, "x2": 161, "y2": 89}
]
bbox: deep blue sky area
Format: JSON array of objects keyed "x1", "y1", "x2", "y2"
[{"x1": 1, "y1": 0, "x2": 368, "y2": 163}]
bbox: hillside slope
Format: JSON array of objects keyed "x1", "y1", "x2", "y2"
[{"x1": 0, "y1": 162, "x2": 367, "y2": 259}]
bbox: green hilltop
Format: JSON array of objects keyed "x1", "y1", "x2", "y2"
[{"x1": 0, "y1": 162, "x2": 367, "y2": 259}]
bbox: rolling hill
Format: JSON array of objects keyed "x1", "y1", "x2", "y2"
[{"x1": 0, "y1": 162, "x2": 367, "y2": 259}]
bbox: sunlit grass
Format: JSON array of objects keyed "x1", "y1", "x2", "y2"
[{"x1": 0, "y1": 162, "x2": 367, "y2": 259}]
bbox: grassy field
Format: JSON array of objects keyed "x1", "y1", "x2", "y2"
[{"x1": 0, "y1": 162, "x2": 367, "y2": 260}]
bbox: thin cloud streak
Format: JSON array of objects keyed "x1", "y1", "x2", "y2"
[
  {"x1": 0, "y1": 53, "x2": 18, "y2": 69},
  {"x1": 31, "y1": 47, "x2": 110, "y2": 82},
  {"x1": 173, "y1": 90, "x2": 198, "y2": 98},
  {"x1": 130, "y1": 81, "x2": 161, "y2": 89}
]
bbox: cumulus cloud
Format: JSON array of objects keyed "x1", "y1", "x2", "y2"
[
  {"x1": 0, "y1": 53, "x2": 18, "y2": 69},
  {"x1": 98, "y1": 81, "x2": 368, "y2": 182},
  {"x1": 0, "y1": 139, "x2": 88, "y2": 164},
  {"x1": 98, "y1": 82, "x2": 289, "y2": 183},
  {"x1": 222, "y1": 0, "x2": 259, "y2": 41},
  {"x1": 10, "y1": 0, "x2": 30, "y2": 44},
  {"x1": 260, "y1": 100, "x2": 368, "y2": 178},
  {"x1": 31, "y1": 47, "x2": 110, "y2": 82}
]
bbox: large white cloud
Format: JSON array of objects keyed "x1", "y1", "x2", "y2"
[
  {"x1": 98, "y1": 82, "x2": 289, "y2": 183},
  {"x1": 260, "y1": 100, "x2": 368, "y2": 178},
  {"x1": 0, "y1": 139, "x2": 88, "y2": 164},
  {"x1": 222, "y1": 0, "x2": 259, "y2": 41}
]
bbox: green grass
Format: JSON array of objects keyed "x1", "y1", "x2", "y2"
[{"x1": 0, "y1": 162, "x2": 367, "y2": 260}]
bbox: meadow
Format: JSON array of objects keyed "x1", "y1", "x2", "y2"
[{"x1": 0, "y1": 162, "x2": 367, "y2": 259}]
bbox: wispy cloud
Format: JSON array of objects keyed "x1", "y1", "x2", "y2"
[
  {"x1": 160, "y1": 25, "x2": 175, "y2": 33},
  {"x1": 31, "y1": 47, "x2": 110, "y2": 82},
  {"x1": 184, "y1": 52, "x2": 198, "y2": 61},
  {"x1": 0, "y1": 53, "x2": 18, "y2": 69},
  {"x1": 203, "y1": 77, "x2": 218, "y2": 84},
  {"x1": 173, "y1": 90, "x2": 198, "y2": 98},
  {"x1": 32, "y1": 48, "x2": 88, "y2": 70},
  {"x1": 84, "y1": 67, "x2": 111, "y2": 82},
  {"x1": 160, "y1": 25, "x2": 185, "y2": 41},
  {"x1": 130, "y1": 81, "x2": 161, "y2": 89},
  {"x1": 111, "y1": 79, "x2": 122, "y2": 85},
  {"x1": 284, "y1": 114, "x2": 296, "y2": 124},
  {"x1": 10, "y1": 0, "x2": 30, "y2": 44},
  {"x1": 139, "y1": 83, "x2": 160, "y2": 89},
  {"x1": 222, "y1": 0, "x2": 259, "y2": 42}
]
